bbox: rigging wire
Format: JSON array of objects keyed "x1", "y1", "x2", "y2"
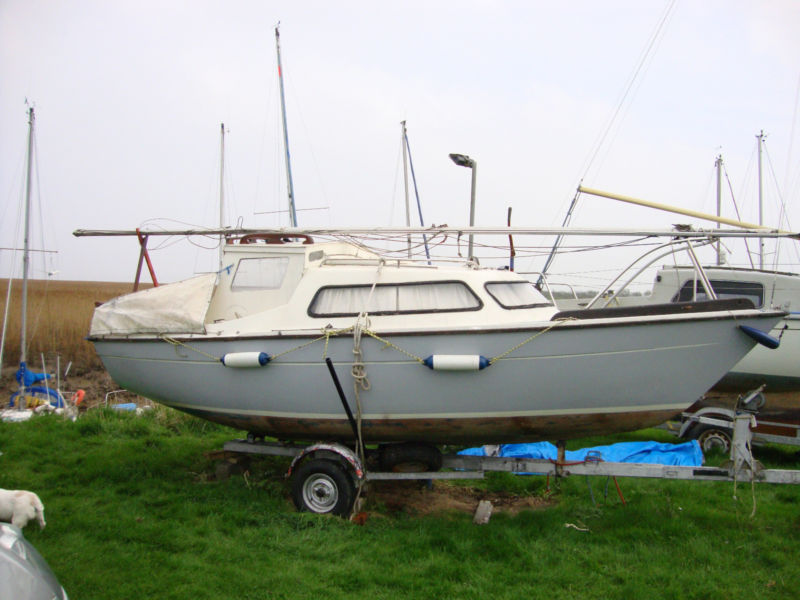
[
  {"x1": 254, "y1": 46, "x2": 280, "y2": 227},
  {"x1": 27, "y1": 125, "x2": 50, "y2": 351},
  {"x1": 763, "y1": 140, "x2": 799, "y2": 268},
  {"x1": 576, "y1": 0, "x2": 677, "y2": 187},
  {"x1": 388, "y1": 130, "x2": 403, "y2": 226},
  {"x1": 540, "y1": 0, "x2": 677, "y2": 279},
  {"x1": 784, "y1": 74, "x2": 800, "y2": 207},
  {"x1": 0, "y1": 167, "x2": 25, "y2": 375},
  {"x1": 722, "y1": 159, "x2": 756, "y2": 270},
  {"x1": 281, "y1": 41, "x2": 330, "y2": 226},
  {"x1": 403, "y1": 126, "x2": 431, "y2": 260}
]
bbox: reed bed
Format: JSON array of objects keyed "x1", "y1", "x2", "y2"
[{"x1": 1, "y1": 278, "x2": 139, "y2": 372}]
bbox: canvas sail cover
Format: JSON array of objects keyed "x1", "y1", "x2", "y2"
[{"x1": 90, "y1": 274, "x2": 216, "y2": 335}]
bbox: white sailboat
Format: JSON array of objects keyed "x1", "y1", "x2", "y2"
[{"x1": 75, "y1": 223, "x2": 787, "y2": 446}]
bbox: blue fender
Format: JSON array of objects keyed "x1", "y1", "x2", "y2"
[{"x1": 739, "y1": 325, "x2": 780, "y2": 349}]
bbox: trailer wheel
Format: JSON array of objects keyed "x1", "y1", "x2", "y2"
[
  {"x1": 693, "y1": 425, "x2": 732, "y2": 454},
  {"x1": 290, "y1": 459, "x2": 355, "y2": 516},
  {"x1": 378, "y1": 443, "x2": 442, "y2": 472}
]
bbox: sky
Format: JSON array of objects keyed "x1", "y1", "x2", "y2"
[{"x1": 2, "y1": 0, "x2": 800, "y2": 287}]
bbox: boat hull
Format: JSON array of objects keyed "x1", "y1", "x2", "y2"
[
  {"x1": 92, "y1": 310, "x2": 782, "y2": 444},
  {"x1": 715, "y1": 314, "x2": 800, "y2": 392}
]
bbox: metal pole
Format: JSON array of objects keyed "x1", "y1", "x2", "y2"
[
  {"x1": 219, "y1": 123, "x2": 225, "y2": 271},
  {"x1": 449, "y1": 153, "x2": 478, "y2": 260},
  {"x1": 401, "y1": 121, "x2": 411, "y2": 257},
  {"x1": 20, "y1": 106, "x2": 35, "y2": 370},
  {"x1": 685, "y1": 239, "x2": 717, "y2": 300},
  {"x1": 468, "y1": 161, "x2": 477, "y2": 260},
  {"x1": 715, "y1": 154, "x2": 722, "y2": 265},
  {"x1": 275, "y1": 25, "x2": 297, "y2": 227},
  {"x1": 757, "y1": 131, "x2": 765, "y2": 269}
]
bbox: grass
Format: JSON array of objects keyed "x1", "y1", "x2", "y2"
[{"x1": 2, "y1": 409, "x2": 800, "y2": 599}]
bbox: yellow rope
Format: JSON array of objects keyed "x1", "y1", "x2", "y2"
[
  {"x1": 162, "y1": 317, "x2": 574, "y2": 369},
  {"x1": 322, "y1": 326, "x2": 356, "y2": 358},
  {"x1": 161, "y1": 336, "x2": 219, "y2": 361},
  {"x1": 361, "y1": 330, "x2": 426, "y2": 364},
  {"x1": 270, "y1": 333, "x2": 330, "y2": 361},
  {"x1": 489, "y1": 318, "x2": 576, "y2": 364}
]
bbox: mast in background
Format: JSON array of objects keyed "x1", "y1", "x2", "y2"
[
  {"x1": 757, "y1": 130, "x2": 766, "y2": 269},
  {"x1": 401, "y1": 121, "x2": 411, "y2": 257},
  {"x1": 219, "y1": 123, "x2": 226, "y2": 270},
  {"x1": 715, "y1": 154, "x2": 723, "y2": 265},
  {"x1": 275, "y1": 25, "x2": 298, "y2": 227},
  {"x1": 20, "y1": 106, "x2": 35, "y2": 371},
  {"x1": 401, "y1": 122, "x2": 431, "y2": 261}
]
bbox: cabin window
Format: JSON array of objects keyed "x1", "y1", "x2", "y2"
[
  {"x1": 485, "y1": 281, "x2": 553, "y2": 309},
  {"x1": 673, "y1": 279, "x2": 764, "y2": 307},
  {"x1": 309, "y1": 281, "x2": 482, "y2": 317},
  {"x1": 231, "y1": 257, "x2": 290, "y2": 290}
]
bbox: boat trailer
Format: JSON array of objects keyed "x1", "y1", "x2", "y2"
[{"x1": 220, "y1": 388, "x2": 800, "y2": 517}]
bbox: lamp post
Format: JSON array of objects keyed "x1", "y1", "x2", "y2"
[{"x1": 449, "y1": 153, "x2": 477, "y2": 260}]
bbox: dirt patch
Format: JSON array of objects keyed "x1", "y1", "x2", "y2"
[
  {"x1": 1, "y1": 365, "x2": 128, "y2": 410},
  {"x1": 360, "y1": 480, "x2": 554, "y2": 517}
]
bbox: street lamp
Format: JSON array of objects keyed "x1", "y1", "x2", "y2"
[{"x1": 449, "y1": 153, "x2": 477, "y2": 260}]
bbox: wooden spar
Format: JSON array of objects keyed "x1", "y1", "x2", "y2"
[
  {"x1": 577, "y1": 185, "x2": 790, "y2": 233},
  {"x1": 133, "y1": 228, "x2": 159, "y2": 291}
]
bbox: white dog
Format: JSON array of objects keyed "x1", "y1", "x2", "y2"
[{"x1": 0, "y1": 489, "x2": 46, "y2": 529}]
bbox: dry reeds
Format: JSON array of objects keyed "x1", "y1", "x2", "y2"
[{"x1": 1, "y1": 278, "x2": 139, "y2": 372}]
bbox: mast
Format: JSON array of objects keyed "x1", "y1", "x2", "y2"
[
  {"x1": 401, "y1": 121, "x2": 411, "y2": 257},
  {"x1": 715, "y1": 154, "x2": 723, "y2": 265},
  {"x1": 20, "y1": 106, "x2": 35, "y2": 372},
  {"x1": 275, "y1": 25, "x2": 298, "y2": 227},
  {"x1": 757, "y1": 130, "x2": 765, "y2": 269},
  {"x1": 219, "y1": 123, "x2": 225, "y2": 270},
  {"x1": 400, "y1": 122, "x2": 431, "y2": 261}
]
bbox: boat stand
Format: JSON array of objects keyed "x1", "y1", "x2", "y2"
[{"x1": 221, "y1": 390, "x2": 800, "y2": 517}]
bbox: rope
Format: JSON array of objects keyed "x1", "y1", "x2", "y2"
[
  {"x1": 273, "y1": 332, "x2": 335, "y2": 361},
  {"x1": 731, "y1": 436, "x2": 758, "y2": 518},
  {"x1": 349, "y1": 318, "x2": 369, "y2": 518},
  {"x1": 361, "y1": 330, "x2": 426, "y2": 364},
  {"x1": 163, "y1": 315, "x2": 571, "y2": 370},
  {"x1": 161, "y1": 336, "x2": 219, "y2": 361},
  {"x1": 489, "y1": 318, "x2": 575, "y2": 364}
]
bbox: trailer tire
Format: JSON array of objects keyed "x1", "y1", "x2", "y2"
[
  {"x1": 692, "y1": 425, "x2": 733, "y2": 454},
  {"x1": 291, "y1": 459, "x2": 355, "y2": 516},
  {"x1": 378, "y1": 443, "x2": 442, "y2": 473}
]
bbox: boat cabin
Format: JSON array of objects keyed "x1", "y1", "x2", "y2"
[{"x1": 90, "y1": 236, "x2": 557, "y2": 338}]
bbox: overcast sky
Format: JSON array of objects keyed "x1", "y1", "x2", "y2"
[{"x1": 2, "y1": 0, "x2": 799, "y2": 284}]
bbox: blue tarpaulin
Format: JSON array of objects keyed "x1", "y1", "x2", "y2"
[{"x1": 459, "y1": 440, "x2": 703, "y2": 467}]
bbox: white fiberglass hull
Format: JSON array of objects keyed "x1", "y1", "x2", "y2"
[
  {"x1": 717, "y1": 313, "x2": 800, "y2": 392},
  {"x1": 92, "y1": 308, "x2": 782, "y2": 444}
]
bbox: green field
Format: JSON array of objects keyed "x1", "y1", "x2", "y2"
[{"x1": 2, "y1": 408, "x2": 799, "y2": 599}]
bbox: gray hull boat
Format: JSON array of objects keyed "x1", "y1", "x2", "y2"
[{"x1": 88, "y1": 235, "x2": 784, "y2": 445}]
